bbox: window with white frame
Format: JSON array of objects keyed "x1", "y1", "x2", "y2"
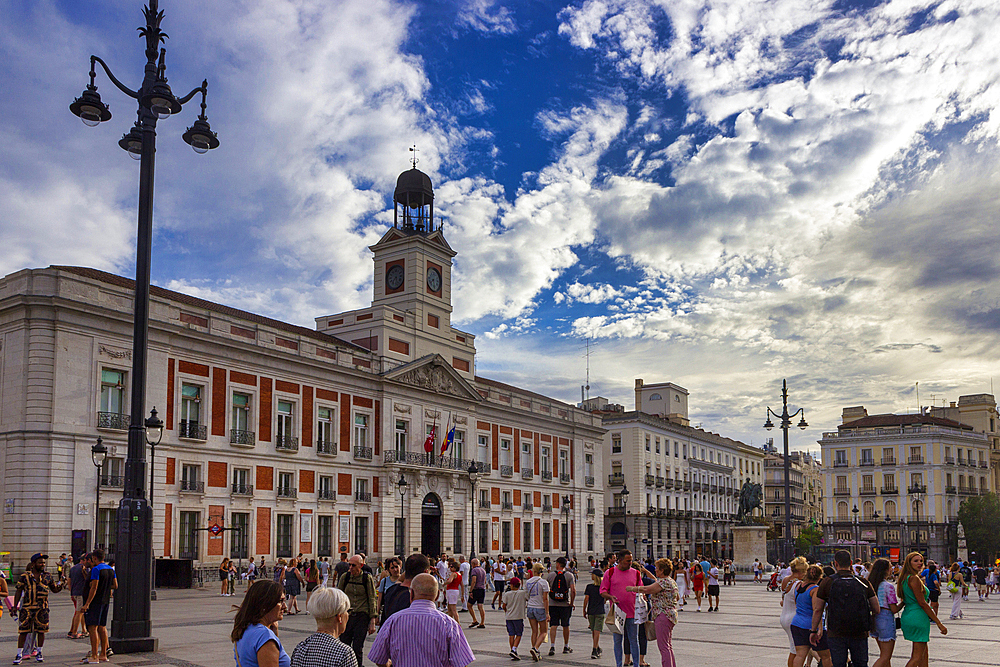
[
  {"x1": 354, "y1": 413, "x2": 369, "y2": 448},
  {"x1": 612, "y1": 434, "x2": 621, "y2": 453},
  {"x1": 100, "y1": 369, "x2": 126, "y2": 414},
  {"x1": 278, "y1": 471, "x2": 295, "y2": 496},
  {"x1": 500, "y1": 438, "x2": 512, "y2": 467},
  {"x1": 478, "y1": 434, "x2": 490, "y2": 464},
  {"x1": 395, "y1": 419, "x2": 407, "y2": 454},
  {"x1": 180, "y1": 383, "x2": 202, "y2": 428},
  {"x1": 452, "y1": 430, "x2": 465, "y2": 459},
  {"x1": 541, "y1": 445, "x2": 551, "y2": 474},
  {"x1": 318, "y1": 475, "x2": 334, "y2": 499},
  {"x1": 232, "y1": 392, "x2": 252, "y2": 432},
  {"x1": 277, "y1": 400, "x2": 295, "y2": 447},
  {"x1": 232, "y1": 468, "x2": 250, "y2": 494},
  {"x1": 317, "y1": 407, "x2": 336, "y2": 451},
  {"x1": 559, "y1": 449, "x2": 569, "y2": 478},
  {"x1": 584, "y1": 453, "x2": 593, "y2": 478},
  {"x1": 521, "y1": 441, "x2": 532, "y2": 471}
]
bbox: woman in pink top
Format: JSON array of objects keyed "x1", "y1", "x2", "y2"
[
  {"x1": 627, "y1": 559, "x2": 680, "y2": 667},
  {"x1": 600, "y1": 551, "x2": 643, "y2": 667}
]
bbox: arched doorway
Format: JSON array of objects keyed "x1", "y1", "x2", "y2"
[
  {"x1": 610, "y1": 522, "x2": 626, "y2": 552},
  {"x1": 421, "y1": 493, "x2": 442, "y2": 556}
]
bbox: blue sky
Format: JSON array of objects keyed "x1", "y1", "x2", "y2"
[{"x1": 3, "y1": 0, "x2": 1000, "y2": 453}]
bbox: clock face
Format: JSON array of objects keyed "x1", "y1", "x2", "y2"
[
  {"x1": 386, "y1": 264, "x2": 404, "y2": 290},
  {"x1": 426, "y1": 266, "x2": 442, "y2": 292}
]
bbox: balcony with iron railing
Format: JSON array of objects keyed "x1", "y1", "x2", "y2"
[
  {"x1": 833, "y1": 461, "x2": 850, "y2": 468},
  {"x1": 908, "y1": 456, "x2": 923, "y2": 465},
  {"x1": 180, "y1": 480, "x2": 204, "y2": 493},
  {"x1": 97, "y1": 411, "x2": 130, "y2": 431},
  {"x1": 277, "y1": 486, "x2": 297, "y2": 499},
  {"x1": 834, "y1": 487, "x2": 851, "y2": 496},
  {"x1": 231, "y1": 483, "x2": 254, "y2": 496},
  {"x1": 683, "y1": 481, "x2": 692, "y2": 491},
  {"x1": 710, "y1": 484, "x2": 718, "y2": 494},
  {"x1": 907, "y1": 484, "x2": 927, "y2": 494},
  {"x1": 645, "y1": 474, "x2": 655, "y2": 486},
  {"x1": 586, "y1": 507, "x2": 595, "y2": 515},
  {"x1": 522, "y1": 501, "x2": 533, "y2": 512},
  {"x1": 608, "y1": 473, "x2": 624, "y2": 487},
  {"x1": 542, "y1": 501, "x2": 553, "y2": 513},
  {"x1": 276, "y1": 435, "x2": 299, "y2": 452},
  {"x1": 318, "y1": 489, "x2": 336, "y2": 500},
  {"x1": 560, "y1": 473, "x2": 570, "y2": 484},
  {"x1": 664, "y1": 479, "x2": 675, "y2": 489},
  {"x1": 881, "y1": 458, "x2": 896, "y2": 466},
  {"x1": 655, "y1": 476, "x2": 664, "y2": 488},
  {"x1": 979, "y1": 461, "x2": 989, "y2": 468},
  {"x1": 881, "y1": 486, "x2": 898, "y2": 495},
  {"x1": 230, "y1": 429, "x2": 256, "y2": 446},
  {"x1": 317, "y1": 440, "x2": 336, "y2": 455},
  {"x1": 957, "y1": 458, "x2": 967, "y2": 466},
  {"x1": 944, "y1": 456, "x2": 955, "y2": 465},
  {"x1": 354, "y1": 446, "x2": 372, "y2": 461},
  {"x1": 99, "y1": 475, "x2": 124, "y2": 488},
  {"x1": 479, "y1": 499, "x2": 491, "y2": 509},
  {"x1": 501, "y1": 500, "x2": 514, "y2": 511},
  {"x1": 355, "y1": 491, "x2": 372, "y2": 503},
  {"x1": 859, "y1": 459, "x2": 875, "y2": 467},
  {"x1": 860, "y1": 487, "x2": 877, "y2": 496},
  {"x1": 179, "y1": 421, "x2": 208, "y2": 440},
  {"x1": 500, "y1": 465, "x2": 514, "y2": 478},
  {"x1": 958, "y1": 486, "x2": 973, "y2": 495},
  {"x1": 541, "y1": 470, "x2": 553, "y2": 482},
  {"x1": 522, "y1": 468, "x2": 534, "y2": 481},
  {"x1": 585, "y1": 475, "x2": 595, "y2": 487},
  {"x1": 945, "y1": 485, "x2": 957, "y2": 494},
  {"x1": 608, "y1": 506, "x2": 626, "y2": 517}
]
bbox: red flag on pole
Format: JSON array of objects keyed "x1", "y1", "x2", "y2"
[{"x1": 423, "y1": 416, "x2": 436, "y2": 453}]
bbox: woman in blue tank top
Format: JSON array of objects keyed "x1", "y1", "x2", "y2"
[{"x1": 789, "y1": 565, "x2": 831, "y2": 667}]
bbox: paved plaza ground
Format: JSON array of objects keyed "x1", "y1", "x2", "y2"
[{"x1": 2, "y1": 580, "x2": 997, "y2": 667}]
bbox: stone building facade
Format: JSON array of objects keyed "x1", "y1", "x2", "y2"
[
  {"x1": 589, "y1": 382, "x2": 766, "y2": 561},
  {"x1": 820, "y1": 407, "x2": 994, "y2": 564},
  {"x1": 0, "y1": 168, "x2": 605, "y2": 566},
  {"x1": 763, "y1": 447, "x2": 824, "y2": 542}
]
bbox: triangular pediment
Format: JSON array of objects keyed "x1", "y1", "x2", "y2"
[
  {"x1": 369, "y1": 227, "x2": 457, "y2": 257},
  {"x1": 383, "y1": 354, "x2": 482, "y2": 401}
]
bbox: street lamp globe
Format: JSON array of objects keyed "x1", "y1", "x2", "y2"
[
  {"x1": 797, "y1": 416, "x2": 808, "y2": 430},
  {"x1": 397, "y1": 474, "x2": 408, "y2": 498},
  {"x1": 144, "y1": 407, "x2": 164, "y2": 446},
  {"x1": 70, "y1": 87, "x2": 112, "y2": 127},
  {"x1": 92, "y1": 436, "x2": 108, "y2": 468},
  {"x1": 620, "y1": 483, "x2": 629, "y2": 506},
  {"x1": 763, "y1": 417, "x2": 774, "y2": 431},
  {"x1": 119, "y1": 123, "x2": 144, "y2": 160}
]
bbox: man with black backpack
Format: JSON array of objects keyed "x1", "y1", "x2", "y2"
[
  {"x1": 544, "y1": 557, "x2": 576, "y2": 656},
  {"x1": 813, "y1": 550, "x2": 879, "y2": 667}
]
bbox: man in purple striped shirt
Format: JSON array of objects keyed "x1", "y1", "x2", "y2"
[{"x1": 368, "y1": 573, "x2": 475, "y2": 667}]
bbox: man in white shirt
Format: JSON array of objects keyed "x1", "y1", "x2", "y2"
[
  {"x1": 492, "y1": 558, "x2": 507, "y2": 609},
  {"x1": 779, "y1": 562, "x2": 792, "y2": 581},
  {"x1": 458, "y1": 555, "x2": 471, "y2": 611},
  {"x1": 707, "y1": 559, "x2": 721, "y2": 612},
  {"x1": 319, "y1": 557, "x2": 330, "y2": 587}
]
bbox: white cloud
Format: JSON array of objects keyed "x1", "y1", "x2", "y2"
[{"x1": 456, "y1": 0, "x2": 517, "y2": 35}]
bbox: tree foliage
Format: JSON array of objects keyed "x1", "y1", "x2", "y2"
[
  {"x1": 958, "y1": 494, "x2": 1000, "y2": 564},
  {"x1": 795, "y1": 524, "x2": 824, "y2": 553}
]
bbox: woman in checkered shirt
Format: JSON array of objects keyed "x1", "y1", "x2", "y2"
[{"x1": 290, "y1": 587, "x2": 357, "y2": 667}]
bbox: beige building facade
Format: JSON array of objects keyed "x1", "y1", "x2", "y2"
[
  {"x1": 820, "y1": 407, "x2": 993, "y2": 563},
  {"x1": 590, "y1": 383, "x2": 766, "y2": 561},
  {"x1": 0, "y1": 169, "x2": 606, "y2": 567}
]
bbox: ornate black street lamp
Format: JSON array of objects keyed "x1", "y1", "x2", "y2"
[
  {"x1": 397, "y1": 474, "x2": 408, "y2": 556},
  {"x1": 852, "y1": 504, "x2": 861, "y2": 560},
  {"x1": 70, "y1": 0, "x2": 218, "y2": 653},
  {"x1": 764, "y1": 379, "x2": 808, "y2": 565},
  {"x1": 468, "y1": 461, "x2": 479, "y2": 558},
  {"x1": 620, "y1": 483, "x2": 630, "y2": 550},
  {"x1": 144, "y1": 408, "x2": 163, "y2": 599},
  {"x1": 91, "y1": 437, "x2": 108, "y2": 547}
]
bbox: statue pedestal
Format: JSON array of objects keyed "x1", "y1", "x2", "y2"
[{"x1": 732, "y1": 525, "x2": 768, "y2": 571}]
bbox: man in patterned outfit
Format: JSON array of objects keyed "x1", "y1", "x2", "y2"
[{"x1": 13, "y1": 554, "x2": 64, "y2": 664}]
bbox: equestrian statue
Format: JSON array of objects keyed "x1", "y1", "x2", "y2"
[{"x1": 736, "y1": 477, "x2": 764, "y2": 525}]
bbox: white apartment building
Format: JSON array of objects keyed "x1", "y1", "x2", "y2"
[
  {"x1": 820, "y1": 407, "x2": 993, "y2": 563},
  {"x1": 0, "y1": 166, "x2": 606, "y2": 568},
  {"x1": 589, "y1": 380, "x2": 766, "y2": 561}
]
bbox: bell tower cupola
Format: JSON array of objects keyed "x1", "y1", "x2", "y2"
[{"x1": 394, "y1": 147, "x2": 434, "y2": 232}]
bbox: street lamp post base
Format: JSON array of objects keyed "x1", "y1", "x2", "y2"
[{"x1": 109, "y1": 637, "x2": 159, "y2": 654}]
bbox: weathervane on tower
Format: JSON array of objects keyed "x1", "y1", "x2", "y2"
[{"x1": 409, "y1": 144, "x2": 419, "y2": 169}]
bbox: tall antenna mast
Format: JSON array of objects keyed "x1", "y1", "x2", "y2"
[{"x1": 585, "y1": 337, "x2": 592, "y2": 401}]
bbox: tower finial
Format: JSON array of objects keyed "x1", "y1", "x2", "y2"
[{"x1": 409, "y1": 144, "x2": 419, "y2": 169}]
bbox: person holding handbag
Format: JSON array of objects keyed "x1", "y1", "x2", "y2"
[
  {"x1": 600, "y1": 550, "x2": 642, "y2": 667},
  {"x1": 947, "y1": 563, "x2": 964, "y2": 620},
  {"x1": 867, "y1": 558, "x2": 901, "y2": 667},
  {"x1": 626, "y1": 558, "x2": 679, "y2": 667}
]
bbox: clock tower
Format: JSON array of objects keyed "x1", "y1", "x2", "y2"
[{"x1": 315, "y1": 164, "x2": 476, "y2": 379}]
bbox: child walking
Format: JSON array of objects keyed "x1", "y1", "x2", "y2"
[
  {"x1": 502, "y1": 577, "x2": 528, "y2": 661},
  {"x1": 583, "y1": 568, "x2": 605, "y2": 659}
]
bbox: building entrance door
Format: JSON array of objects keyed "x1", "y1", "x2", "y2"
[{"x1": 421, "y1": 493, "x2": 442, "y2": 556}]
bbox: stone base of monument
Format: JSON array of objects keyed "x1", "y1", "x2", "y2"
[{"x1": 732, "y1": 525, "x2": 769, "y2": 571}]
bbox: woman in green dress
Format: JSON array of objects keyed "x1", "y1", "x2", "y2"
[{"x1": 897, "y1": 552, "x2": 947, "y2": 667}]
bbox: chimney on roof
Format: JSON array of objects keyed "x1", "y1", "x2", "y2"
[
  {"x1": 635, "y1": 378, "x2": 643, "y2": 412},
  {"x1": 950, "y1": 402, "x2": 956, "y2": 408},
  {"x1": 842, "y1": 406, "x2": 868, "y2": 424}
]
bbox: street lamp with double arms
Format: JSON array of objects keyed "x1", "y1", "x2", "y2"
[
  {"x1": 70, "y1": 0, "x2": 219, "y2": 653},
  {"x1": 764, "y1": 379, "x2": 808, "y2": 564},
  {"x1": 92, "y1": 437, "x2": 108, "y2": 548},
  {"x1": 397, "y1": 474, "x2": 408, "y2": 556}
]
